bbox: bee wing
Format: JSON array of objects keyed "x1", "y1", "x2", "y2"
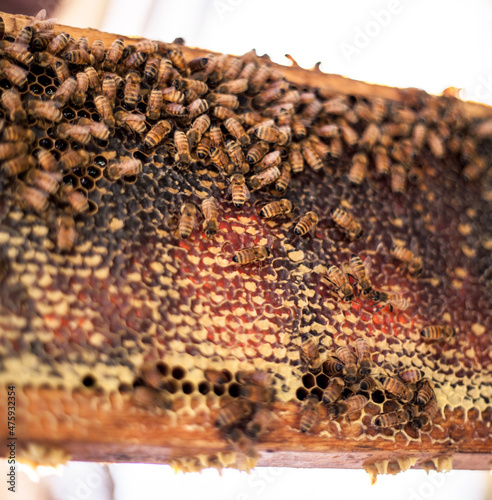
[
  {"x1": 34, "y1": 9, "x2": 46, "y2": 20},
  {"x1": 243, "y1": 187, "x2": 251, "y2": 200},
  {"x1": 363, "y1": 256, "x2": 373, "y2": 275},
  {"x1": 341, "y1": 261, "x2": 355, "y2": 279},
  {"x1": 320, "y1": 275, "x2": 338, "y2": 288},
  {"x1": 121, "y1": 113, "x2": 146, "y2": 122}
]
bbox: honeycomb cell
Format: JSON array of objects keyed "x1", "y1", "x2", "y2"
[
  {"x1": 181, "y1": 381, "x2": 194, "y2": 395},
  {"x1": 80, "y1": 177, "x2": 95, "y2": 191},
  {"x1": 54, "y1": 139, "x2": 69, "y2": 151},
  {"x1": 171, "y1": 366, "x2": 186, "y2": 380},
  {"x1": 94, "y1": 156, "x2": 108, "y2": 167},
  {"x1": 37, "y1": 75, "x2": 52, "y2": 86},
  {"x1": 38, "y1": 138, "x2": 54, "y2": 149},
  {"x1": 198, "y1": 382, "x2": 211, "y2": 395},
  {"x1": 82, "y1": 374, "x2": 96, "y2": 388},
  {"x1": 45, "y1": 85, "x2": 56, "y2": 96},
  {"x1": 63, "y1": 174, "x2": 79, "y2": 188},
  {"x1": 28, "y1": 83, "x2": 43, "y2": 95}
]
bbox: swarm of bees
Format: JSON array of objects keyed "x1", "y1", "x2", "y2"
[{"x1": 298, "y1": 335, "x2": 439, "y2": 433}]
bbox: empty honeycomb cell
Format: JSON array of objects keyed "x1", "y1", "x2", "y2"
[
  {"x1": 29, "y1": 83, "x2": 43, "y2": 95},
  {"x1": 45, "y1": 85, "x2": 56, "y2": 96},
  {"x1": 296, "y1": 387, "x2": 309, "y2": 401},
  {"x1": 63, "y1": 108, "x2": 76, "y2": 120},
  {"x1": 228, "y1": 383, "x2": 241, "y2": 398},
  {"x1": 93, "y1": 156, "x2": 108, "y2": 167},
  {"x1": 198, "y1": 382, "x2": 210, "y2": 395},
  {"x1": 86, "y1": 200, "x2": 98, "y2": 215},
  {"x1": 302, "y1": 373, "x2": 316, "y2": 388},
  {"x1": 0, "y1": 79, "x2": 12, "y2": 90},
  {"x1": 132, "y1": 151, "x2": 147, "y2": 162},
  {"x1": 82, "y1": 374, "x2": 96, "y2": 388},
  {"x1": 123, "y1": 175, "x2": 137, "y2": 184},
  {"x1": 171, "y1": 366, "x2": 186, "y2": 380},
  {"x1": 63, "y1": 174, "x2": 79, "y2": 188},
  {"x1": 77, "y1": 109, "x2": 90, "y2": 119},
  {"x1": 181, "y1": 381, "x2": 195, "y2": 395},
  {"x1": 37, "y1": 75, "x2": 52, "y2": 86},
  {"x1": 213, "y1": 385, "x2": 226, "y2": 396},
  {"x1": 80, "y1": 177, "x2": 95, "y2": 191},
  {"x1": 315, "y1": 373, "x2": 329, "y2": 389}
]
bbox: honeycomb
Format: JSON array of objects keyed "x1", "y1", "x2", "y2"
[{"x1": 0, "y1": 11, "x2": 491, "y2": 474}]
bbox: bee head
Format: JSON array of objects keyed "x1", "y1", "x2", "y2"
[
  {"x1": 232, "y1": 254, "x2": 239, "y2": 263},
  {"x1": 372, "y1": 291, "x2": 381, "y2": 302}
]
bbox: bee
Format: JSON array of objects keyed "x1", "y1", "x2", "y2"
[
  {"x1": 398, "y1": 369, "x2": 424, "y2": 384},
  {"x1": 253, "y1": 84, "x2": 287, "y2": 107},
  {"x1": 371, "y1": 97, "x2": 387, "y2": 123},
  {"x1": 321, "y1": 265, "x2": 354, "y2": 301},
  {"x1": 124, "y1": 51, "x2": 147, "y2": 69},
  {"x1": 359, "y1": 376, "x2": 376, "y2": 392},
  {"x1": 246, "y1": 141, "x2": 269, "y2": 165},
  {"x1": 94, "y1": 95, "x2": 115, "y2": 128},
  {"x1": 47, "y1": 32, "x2": 71, "y2": 55},
  {"x1": 212, "y1": 106, "x2": 237, "y2": 121},
  {"x1": 322, "y1": 377, "x2": 344, "y2": 405},
  {"x1": 144, "y1": 120, "x2": 172, "y2": 149},
  {"x1": 240, "y1": 384, "x2": 275, "y2": 404},
  {"x1": 330, "y1": 394, "x2": 368, "y2": 419},
  {"x1": 178, "y1": 202, "x2": 197, "y2": 239},
  {"x1": 105, "y1": 38, "x2": 125, "y2": 69},
  {"x1": 259, "y1": 199, "x2": 292, "y2": 219},
  {"x1": 427, "y1": 129, "x2": 445, "y2": 158},
  {"x1": 57, "y1": 123, "x2": 91, "y2": 144},
  {"x1": 64, "y1": 49, "x2": 94, "y2": 65},
  {"x1": 373, "y1": 144, "x2": 390, "y2": 176},
  {"x1": 374, "y1": 408, "x2": 415, "y2": 428},
  {"x1": 17, "y1": 182, "x2": 48, "y2": 212},
  {"x1": 248, "y1": 65, "x2": 270, "y2": 92},
  {"x1": 209, "y1": 126, "x2": 223, "y2": 149},
  {"x1": 204, "y1": 368, "x2": 229, "y2": 385},
  {"x1": 101, "y1": 74, "x2": 117, "y2": 105},
  {"x1": 196, "y1": 136, "x2": 211, "y2": 159},
  {"x1": 238, "y1": 60, "x2": 256, "y2": 81},
  {"x1": 26, "y1": 99, "x2": 62, "y2": 122},
  {"x1": 316, "y1": 124, "x2": 339, "y2": 139},
  {"x1": 201, "y1": 196, "x2": 219, "y2": 238},
  {"x1": 187, "y1": 98, "x2": 209, "y2": 118},
  {"x1": 412, "y1": 121, "x2": 427, "y2": 149},
  {"x1": 245, "y1": 408, "x2": 274, "y2": 440},
  {"x1": 188, "y1": 56, "x2": 209, "y2": 73},
  {"x1": 215, "y1": 398, "x2": 254, "y2": 430},
  {"x1": 208, "y1": 93, "x2": 239, "y2": 109},
  {"x1": 132, "y1": 385, "x2": 169, "y2": 410},
  {"x1": 59, "y1": 149, "x2": 91, "y2": 172},
  {"x1": 91, "y1": 39, "x2": 106, "y2": 63},
  {"x1": 142, "y1": 55, "x2": 160, "y2": 81},
  {"x1": 275, "y1": 162, "x2": 291, "y2": 192},
  {"x1": 84, "y1": 66, "x2": 101, "y2": 92},
  {"x1": 1, "y1": 89, "x2": 26, "y2": 122},
  {"x1": 390, "y1": 162, "x2": 409, "y2": 195},
  {"x1": 172, "y1": 130, "x2": 190, "y2": 166},
  {"x1": 257, "y1": 150, "x2": 282, "y2": 172},
  {"x1": 241, "y1": 111, "x2": 264, "y2": 127},
  {"x1": 107, "y1": 158, "x2": 142, "y2": 180},
  {"x1": 2, "y1": 155, "x2": 36, "y2": 176},
  {"x1": 29, "y1": 10, "x2": 56, "y2": 31},
  {"x1": 293, "y1": 211, "x2": 318, "y2": 237},
  {"x1": 161, "y1": 86, "x2": 184, "y2": 103},
  {"x1": 323, "y1": 96, "x2": 349, "y2": 115},
  {"x1": 84, "y1": 119, "x2": 110, "y2": 141},
  {"x1": 372, "y1": 291, "x2": 409, "y2": 312},
  {"x1": 323, "y1": 357, "x2": 344, "y2": 376},
  {"x1": 308, "y1": 136, "x2": 329, "y2": 159},
  {"x1": 223, "y1": 58, "x2": 243, "y2": 80},
  {"x1": 249, "y1": 165, "x2": 281, "y2": 191},
  {"x1": 15, "y1": 25, "x2": 33, "y2": 45},
  {"x1": 412, "y1": 399, "x2": 438, "y2": 429},
  {"x1": 115, "y1": 111, "x2": 146, "y2": 135},
  {"x1": 225, "y1": 139, "x2": 248, "y2": 173},
  {"x1": 300, "y1": 395, "x2": 319, "y2": 433},
  {"x1": 225, "y1": 118, "x2": 250, "y2": 146},
  {"x1": 168, "y1": 48, "x2": 187, "y2": 74},
  {"x1": 4, "y1": 42, "x2": 34, "y2": 66},
  {"x1": 301, "y1": 143, "x2": 323, "y2": 171},
  {"x1": 157, "y1": 58, "x2": 176, "y2": 85},
  {"x1": 216, "y1": 78, "x2": 248, "y2": 95},
  {"x1": 420, "y1": 325, "x2": 455, "y2": 342},
  {"x1": 228, "y1": 173, "x2": 251, "y2": 208},
  {"x1": 328, "y1": 136, "x2": 343, "y2": 161},
  {"x1": 2, "y1": 125, "x2": 35, "y2": 143},
  {"x1": 233, "y1": 245, "x2": 271, "y2": 265},
  {"x1": 179, "y1": 78, "x2": 208, "y2": 95},
  {"x1": 227, "y1": 429, "x2": 257, "y2": 458},
  {"x1": 338, "y1": 122, "x2": 358, "y2": 147},
  {"x1": 254, "y1": 125, "x2": 288, "y2": 145},
  {"x1": 236, "y1": 370, "x2": 273, "y2": 387},
  {"x1": 0, "y1": 16, "x2": 4, "y2": 40},
  {"x1": 0, "y1": 142, "x2": 28, "y2": 161},
  {"x1": 143, "y1": 88, "x2": 163, "y2": 121},
  {"x1": 124, "y1": 71, "x2": 141, "y2": 108},
  {"x1": 354, "y1": 338, "x2": 372, "y2": 375},
  {"x1": 164, "y1": 102, "x2": 187, "y2": 117},
  {"x1": 53, "y1": 60, "x2": 70, "y2": 83},
  {"x1": 391, "y1": 239, "x2": 423, "y2": 276},
  {"x1": 462, "y1": 155, "x2": 487, "y2": 181},
  {"x1": 331, "y1": 207, "x2": 363, "y2": 240},
  {"x1": 335, "y1": 346, "x2": 358, "y2": 383},
  {"x1": 360, "y1": 123, "x2": 380, "y2": 151},
  {"x1": 416, "y1": 379, "x2": 435, "y2": 406},
  {"x1": 32, "y1": 32, "x2": 55, "y2": 51},
  {"x1": 72, "y1": 72, "x2": 89, "y2": 106},
  {"x1": 37, "y1": 149, "x2": 58, "y2": 172},
  {"x1": 289, "y1": 143, "x2": 304, "y2": 173},
  {"x1": 300, "y1": 99, "x2": 323, "y2": 126},
  {"x1": 54, "y1": 214, "x2": 76, "y2": 252},
  {"x1": 349, "y1": 151, "x2": 368, "y2": 185},
  {"x1": 383, "y1": 377, "x2": 413, "y2": 402},
  {"x1": 348, "y1": 254, "x2": 373, "y2": 295},
  {"x1": 300, "y1": 334, "x2": 322, "y2": 373}
]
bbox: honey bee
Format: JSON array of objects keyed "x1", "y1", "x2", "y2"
[
  {"x1": 241, "y1": 111, "x2": 264, "y2": 127},
  {"x1": 257, "y1": 150, "x2": 282, "y2": 172},
  {"x1": 26, "y1": 99, "x2": 62, "y2": 123},
  {"x1": 416, "y1": 379, "x2": 435, "y2": 406},
  {"x1": 187, "y1": 98, "x2": 209, "y2": 118},
  {"x1": 323, "y1": 96, "x2": 349, "y2": 115},
  {"x1": 84, "y1": 66, "x2": 101, "y2": 92},
  {"x1": 47, "y1": 32, "x2": 71, "y2": 55},
  {"x1": 331, "y1": 207, "x2": 363, "y2": 240},
  {"x1": 64, "y1": 49, "x2": 94, "y2": 65},
  {"x1": 196, "y1": 136, "x2": 211, "y2": 159},
  {"x1": 462, "y1": 155, "x2": 487, "y2": 181},
  {"x1": 373, "y1": 144, "x2": 390, "y2": 176},
  {"x1": 157, "y1": 58, "x2": 176, "y2": 86},
  {"x1": 420, "y1": 325, "x2": 455, "y2": 342},
  {"x1": 115, "y1": 110, "x2": 146, "y2": 135},
  {"x1": 210, "y1": 146, "x2": 233, "y2": 175},
  {"x1": 17, "y1": 181, "x2": 48, "y2": 212},
  {"x1": 390, "y1": 163, "x2": 406, "y2": 194},
  {"x1": 338, "y1": 122, "x2": 358, "y2": 147},
  {"x1": 186, "y1": 114, "x2": 210, "y2": 146},
  {"x1": 245, "y1": 408, "x2": 274, "y2": 440},
  {"x1": 37, "y1": 149, "x2": 58, "y2": 172},
  {"x1": 94, "y1": 95, "x2": 115, "y2": 128},
  {"x1": 2, "y1": 125, "x2": 35, "y2": 143},
  {"x1": 308, "y1": 136, "x2": 329, "y2": 159},
  {"x1": 215, "y1": 398, "x2": 254, "y2": 430},
  {"x1": 249, "y1": 165, "x2": 281, "y2": 191},
  {"x1": 2, "y1": 155, "x2": 36, "y2": 176},
  {"x1": 59, "y1": 149, "x2": 91, "y2": 172},
  {"x1": 328, "y1": 136, "x2": 343, "y2": 161},
  {"x1": 124, "y1": 51, "x2": 147, "y2": 69},
  {"x1": 233, "y1": 245, "x2": 271, "y2": 265},
  {"x1": 391, "y1": 239, "x2": 422, "y2": 276},
  {"x1": 240, "y1": 384, "x2": 275, "y2": 403},
  {"x1": 56, "y1": 214, "x2": 76, "y2": 252},
  {"x1": 201, "y1": 196, "x2": 219, "y2": 238},
  {"x1": 72, "y1": 72, "x2": 89, "y2": 106},
  {"x1": 348, "y1": 254, "x2": 373, "y2": 295},
  {"x1": 105, "y1": 38, "x2": 125, "y2": 69},
  {"x1": 398, "y1": 368, "x2": 424, "y2": 384},
  {"x1": 374, "y1": 408, "x2": 415, "y2": 428},
  {"x1": 178, "y1": 202, "x2": 197, "y2": 239},
  {"x1": 383, "y1": 377, "x2": 413, "y2": 402},
  {"x1": 208, "y1": 93, "x2": 239, "y2": 109},
  {"x1": 228, "y1": 173, "x2": 250, "y2": 208},
  {"x1": 359, "y1": 376, "x2": 376, "y2": 392},
  {"x1": 188, "y1": 56, "x2": 209, "y2": 73},
  {"x1": 107, "y1": 158, "x2": 143, "y2": 180},
  {"x1": 227, "y1": 428, "x2": 257, "y2": 458},
  {"x1": 144, "y1": 120, "x2": 172, "y2": 149},
  {"x1": 354, "y1": 338, "x2": 372, "y2": 375},
  {"x1": 164, "y1": 102, "x2": 187, "y2": 117},
  {"x1": 236, "y1": 370, "x2": 273, "y2": 386},
  {"x1": 224, "y1": 117, "x2": 250, "y2": 146},
  {"x1": 29, "y1": 10, "x2": 56, "y2": 31},
  {"x1": 143, "y1": 89, "x2": 163, "y2": 121},
  {"x1": 412, "y1": 121, "x2": 427, "y2": 149},
  {"x1": 123, "y1": 71, "x2": 141, "y2": 108},
  {"x1": 248, "y1": 65, "x2": 270, "y2": 92},
  {"x1": 168, "y1": 48, "x2": 187, "y2": 74},
  {"x1": 322, "y1": 377, "x2": 344, "y2": 405},
  {"x1": 292, "y1": 211, "x2": 318, "y2": 237},
  {"x1": 315, "y1": 124, "x2": 339, "y2": 139},
  {"x1": 330, "y1": 394, "x2": 368, "y2": 419},
  {"x1": 300, "y1": 334, "x2": 322, "y2": 373},
  {"x1": 225, "y1": 139, "x2": 248, "y2": 173},
  {"x1": 412, "y1": 399, "x2": 438, "y2": 429},
  {"x1": 371, "y1": 97, "x2": 387, "y2": 123},
  {"x1": 259, "y1": 199, "x2": 292, "y2": 219},
  {"x1": 26, "y1": 168, "x2": 61, "y2": 194},
  {"x1": 246, "y1": 141, "x2": 269, "y2": 165},
  {"x1": 321, "y1": 265, "x2": 354, "y2": 301},
  {"x1": 254, "y1": 124, "x2": 288, "y2": 145},
  {"x1": 142, "y1": 55, "x2": 160, "y2": 81},
  {"x1": 0, "y1": 141, "x2": 28, "y2": 161},
  {"x1": 349, "y1": 151, "x2": 368, "y2": 185},
  {"x1": 238, "y1": 60, "x2": 256, "y2": 81},
  {"x1": 335, "y1": 346, "x2": 358, "y2": 383},
  {"x1": 1, "y1": 89, "x2": 26, "y2": 122},
  {"x1": 161, "y1": 86, "x2": 184, "y2": 104},
  {"x1": 360, "y1": 123, "x2": 380, "y2": 151},
  {"x1": 323, "y1": 357, "x2": 344, "y2": 376},
  {"x1": 0, "y1": 16, "x2": 4, "y2": 40},
  {"x1": 301, "y1": 143, "x2": 323, "y2": 171},
  {"x1": 216, "y1": 78, "x2": 248, "y2": 95},
  {"x1": 179, "y1": 78, "x2": 208, "y2": 95},
  {"x1": 372, "y1": 291, "x2": 409, "y2": 312},
  {"x1": 223, "y1": 58, "x2": 243, "y2": 80},
  {"x1": 57, "y1": 123, "x2": 91, "y2": 144},
  {"x1": 212, "y1": 106, "x2": 237, "y2": 121},
  {"x1": 300, "y1": 395, "x2": 319, "y2": 433},
  {"x1": 84, "y1": 119, "x2": 110, "y2": 141},
  {"x1": 100, "y1": 74, "x2": 117, "y2": 106},
  {"x1": 253, "y1": 84, "x2": 287, "y2": 107},
  {"x1": 3, "y1": 41, "x2": 34, "y2": 66},
  {"x1": 204, "y1": 368, "x2": 229, "y2": 385},
  {"x1": 32, "y1": 32, "x2": 54, "y2": 51},
  {"x1": 132, "y1": 385, "x2": 169, "y2": 410},
  {"x1": 91, "y1": 39, "x2": 106, "y2": 63},
  {"x1": 427, "y1": 129, "x2": 445, "y2": 158},
  {"x1": 15, "y1": 25, "x2": 33, "y2": 45},
  {"x1": 275, "y1": 162, "x2": 291, "y2": 192},
  {"x1": 289, "y1": 143, "x2": 304, "y2": 173}
]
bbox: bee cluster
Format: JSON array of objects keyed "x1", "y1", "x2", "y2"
[{"x1": 297, "y1": 335, "x2": 439, "y2": 434}]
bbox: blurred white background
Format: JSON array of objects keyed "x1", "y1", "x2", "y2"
[{"x1": 1, "y1": 0, "x2": 491, "y2": 499}]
